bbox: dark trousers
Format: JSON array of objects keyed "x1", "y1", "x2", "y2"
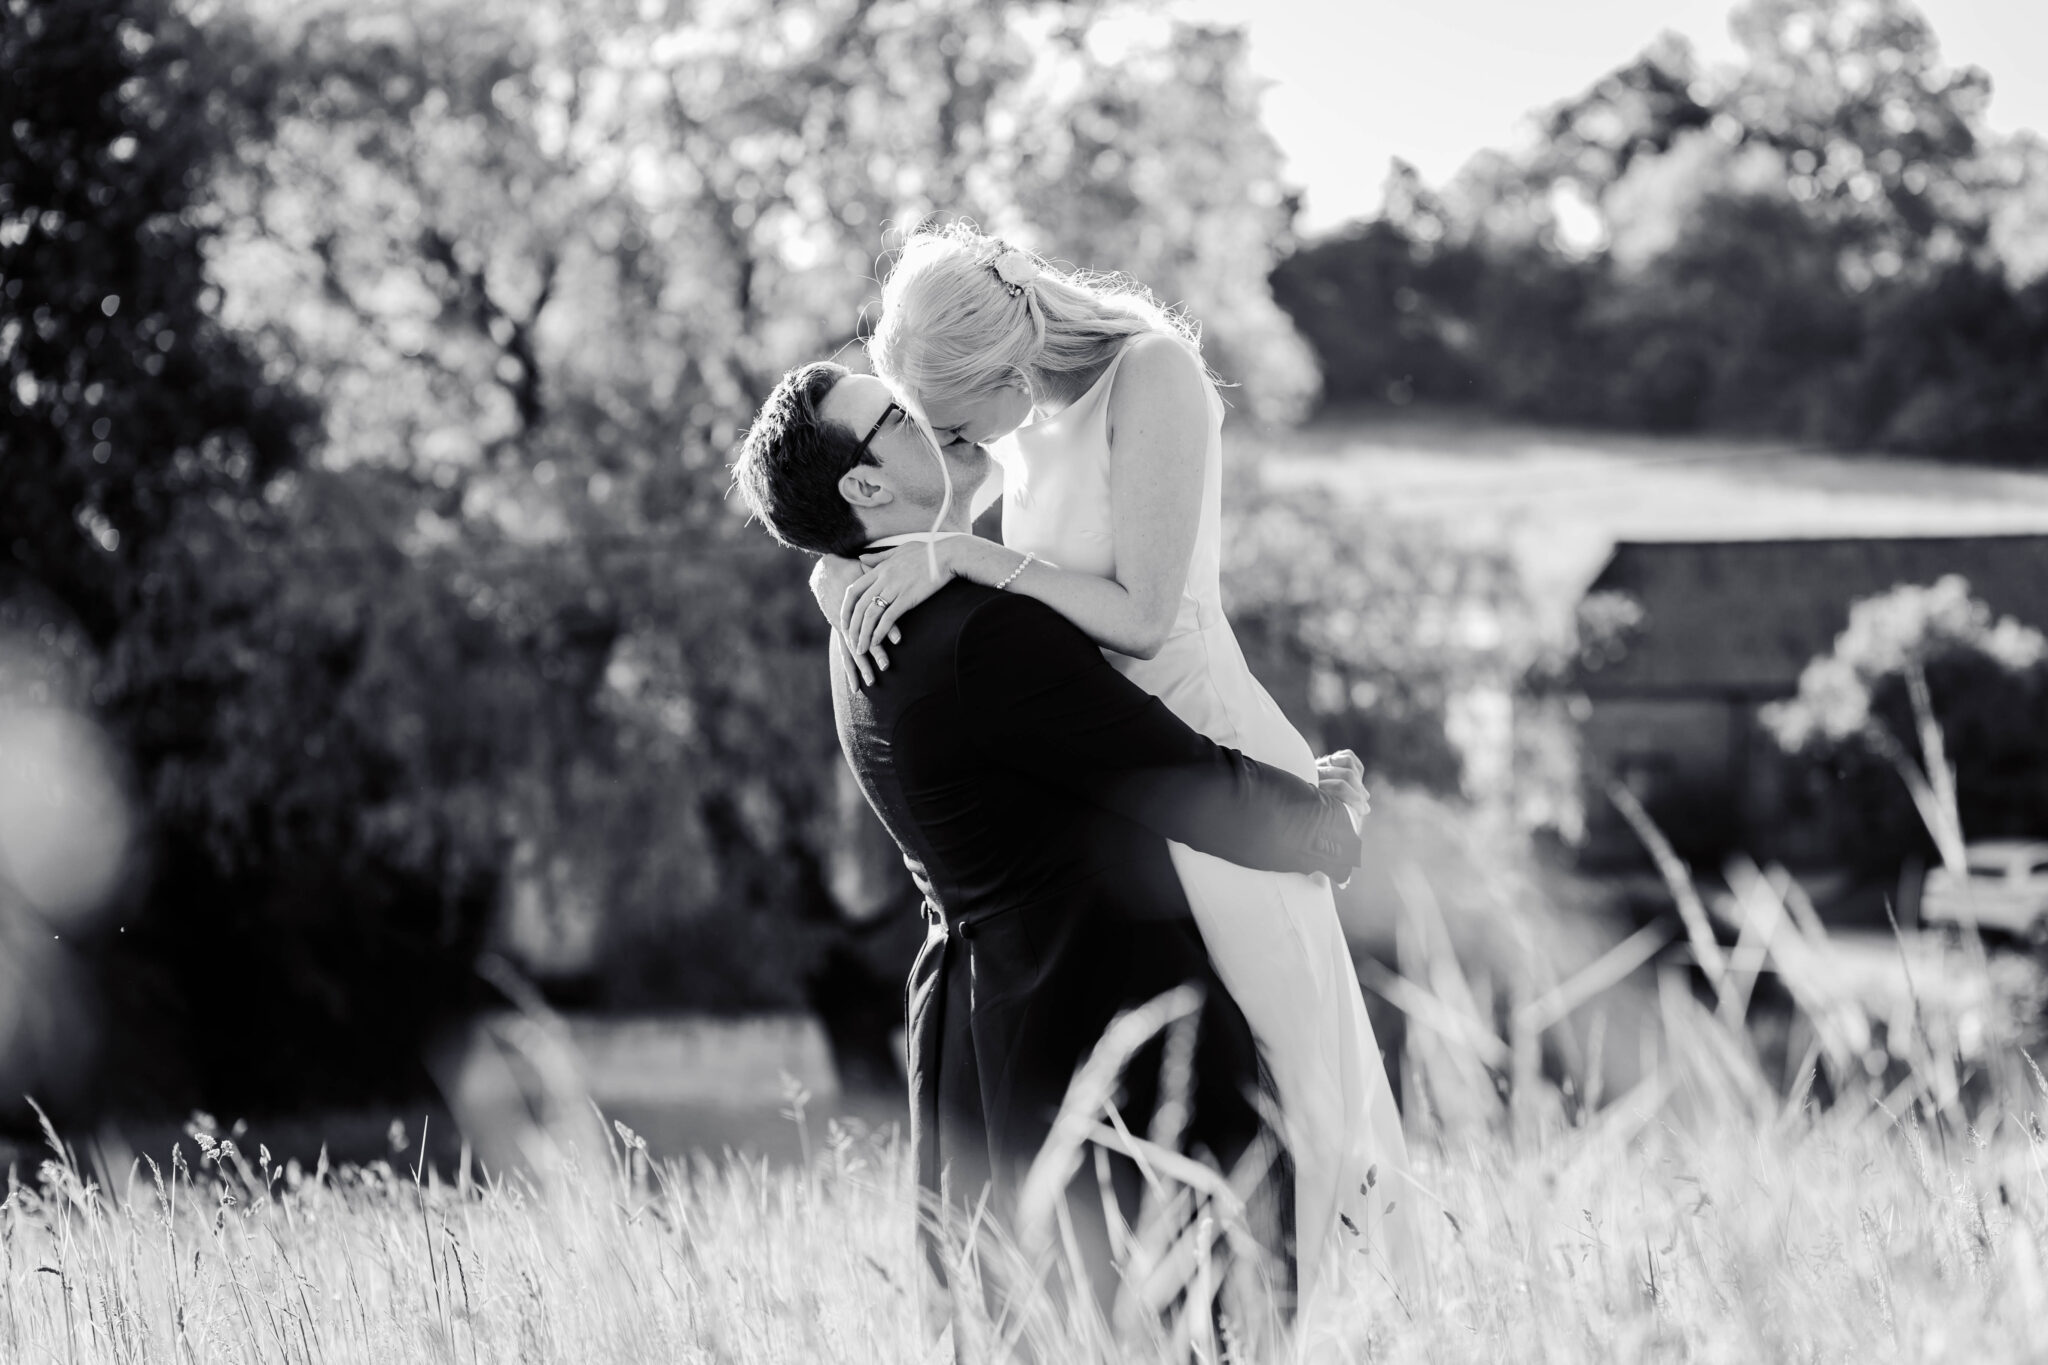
[{"x1": 906, "y1": 900, "x2": 1287, "y2": 1323}]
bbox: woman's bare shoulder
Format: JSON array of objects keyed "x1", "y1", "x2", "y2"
[{"x1": 1106, "y1": 331, "x2": 1207, "y2": 428}]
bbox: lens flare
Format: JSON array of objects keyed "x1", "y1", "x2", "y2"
[{"x1": 0, "y1": 707, "x2": 135, "y2": 925}]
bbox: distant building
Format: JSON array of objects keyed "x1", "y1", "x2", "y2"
[{"x1": 1571, "y1": 535, "x2": 2048, "y2": 868}]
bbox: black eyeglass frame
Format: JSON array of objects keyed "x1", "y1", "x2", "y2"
[{"x1": 855, "y1": 400, "x2": 902, "y2": 461}]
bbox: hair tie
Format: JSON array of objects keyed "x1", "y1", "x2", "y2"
[{"x1": 989, "y1": 246, "x2": 1041, "y2": 299}]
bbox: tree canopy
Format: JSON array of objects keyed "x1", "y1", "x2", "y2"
[
  {"x1": 1273, "y1": 0, "x2": 2048, "y2": 460},
  {"x1": 0, "y1": 0, "x2": 1328, "y2": 1124}
]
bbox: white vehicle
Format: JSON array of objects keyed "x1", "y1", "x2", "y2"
[{"x1": 1920, "y1": 841, "x2": 2048, "y2": 939}]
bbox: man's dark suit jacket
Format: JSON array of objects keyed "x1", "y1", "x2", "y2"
[{"x1": 829, "y1": 573, "x2": 1361, "y2": 1297}]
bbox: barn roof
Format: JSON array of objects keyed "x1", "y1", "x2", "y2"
[{"x1": 1575, "y1": 534, "x2": 2048, "y2": 695}]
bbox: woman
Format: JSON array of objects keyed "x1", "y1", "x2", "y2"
[{"x1": 813, "y1": 223, "x2": 1418, "y2": 1312}]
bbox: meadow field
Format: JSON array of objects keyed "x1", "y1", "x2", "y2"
[
  {"x1": 9, "y1": 420, "x2": 2045, "y2": 1365},
  {"x1": 1, "y1": 1086, "x2": 2041, "y2": 1364},
  {"x1": 9, "y1": 414, "x2": 2047, "y2": 1363},
  {"x1": 1252, "y1": 409, "x2": 2048, "y2": 623},
  {"x1": 7, "y1": 836, "x2": 2045, "y2": 1365},
  {"x1": 12, "y1": 2, "x2": 2048, "y2": 1357}
]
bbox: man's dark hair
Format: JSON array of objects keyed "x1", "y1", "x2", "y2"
[{"x1": 730, "y1": 360, "x2": 876, "y2": 556}]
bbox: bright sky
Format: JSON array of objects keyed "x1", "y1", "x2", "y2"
[{"x1": 1170, "y1": 0, "x2": 2048, "y2": 231}]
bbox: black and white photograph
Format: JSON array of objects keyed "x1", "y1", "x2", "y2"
[{"x1": 4, "y1": 0, "x2": 2047, "y2": 1359}]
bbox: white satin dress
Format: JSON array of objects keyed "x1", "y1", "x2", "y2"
[{"x1": 990, "y1": 338, "x2": 1419, "y2": 1309}]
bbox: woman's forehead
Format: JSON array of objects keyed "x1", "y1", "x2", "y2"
[{"x1": 821, "y1": 372, "x2": 898, "y2": 431}]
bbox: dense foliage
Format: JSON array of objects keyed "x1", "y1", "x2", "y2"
[
  {"x1": 1273, "y1": 0, "x2": 2048, "y2": 461},
  {"x1": 0, "y1": 0, "x2": 1318, "y2": 1124},
  {"x1": 19, "y1": 0, "x2": 2030, "y2": 1131},
  {"x1": 1, "y1": 0, "x2": 305, "y2": 643}
]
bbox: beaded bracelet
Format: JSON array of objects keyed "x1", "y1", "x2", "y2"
[{"x1": 995, "y1": 551, "x2": 1037, "y2": 591}]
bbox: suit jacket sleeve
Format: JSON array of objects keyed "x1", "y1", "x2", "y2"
[{"x1": 955, "y1": 591, "x2": 1360, "y2": 880}]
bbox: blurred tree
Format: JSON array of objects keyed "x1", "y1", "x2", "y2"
[
  {"x1": 996, "y1": 17, "x2": 1318, "y2": 421},
  {"x1": 1983, "y1": 132, "x2": 2048, "y2": 286},
  {"x1": 1526, "y1": 34, "x2": 1716, "y2": 195},
  {"x1": 1594, "y1": 192, "x2": 1865, "y2": 433},
  {"x1": 0, "y1": 0, "x2": 307, "y2": 642},
  {"x1": 0, "y1": 0, "x2": 443, "y2": 1120},
  {"x1": 1269, "y1": 164, "x2": 1482, "y2": 409},
  {"x1": 1838, "y1": 262, "x2": 2048, "y2": 459},
  {"x1": 0, "y1": 0, "x2": 1334, "y2": 1123},
  {"x1": 96, "y1": 470, "x2": 525, "y2": 1111},
  {"x1": 1722, "y1": 0, "x2": 1992, "y2": 267},
  {"x1": 200, "y1": 0, "x2": 1321, "y2": 1015},
  {"x1": 1270, "y1": 0, "x2": 2047, "y2": 462}
]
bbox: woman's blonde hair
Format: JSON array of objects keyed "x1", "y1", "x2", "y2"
[{"x1": 869, "y1": 221, "x2": 1202, "y2": 415}]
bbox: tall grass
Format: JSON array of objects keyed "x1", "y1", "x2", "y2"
[
  {"x1": 8, "y1": 865, "x2": 2047, "y2": 1365},
  {"x1": 4, "y1": 1045, "x2": 2045, "y2": 1364},
  {"x1": 6, "y1": 694, "x2": 2046, "y2": 1362},
  {"x1": 4, "y1": 1108, "x2": 934, "y2": 1364}
]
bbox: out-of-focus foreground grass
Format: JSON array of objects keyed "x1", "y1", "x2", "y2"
[
  {"x1": 5, "y1": 870, "x2": 2045, "y2": 1365},
  {"x1": 4, "y1": 702, "x2": 2042, "y2": 1362},
  {"x1": 1, "y1": 1076, "x2": 2041, "y2": 1362}
]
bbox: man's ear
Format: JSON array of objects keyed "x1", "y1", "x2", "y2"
[{"x1": 839, "y1": 467, "x2": 893, "y2": 509}]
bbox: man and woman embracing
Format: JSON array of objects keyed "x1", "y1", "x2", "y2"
[{"x1": 732, "y1": 223, "x2": 1417, "y2": 1353}]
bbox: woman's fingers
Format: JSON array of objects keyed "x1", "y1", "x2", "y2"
[
  {"x1": 839, "y1": 570, "x2": 882, "y2": 641},
  {"x1": 863, "y1": 561, "x2": 945, "y2": 654},
  {"x1": 828, "y1": 564, "x2": 902, "y2": 682},
  {"x1": 1316, "y1": 749, "x2": 1365, "y2": 786},
  {"x1": 1317, "y1": 758, "x2": 1369, "y2": 819},
  {"x1": 840, "y1": 550, "x2": 924, "y2": 658},
  {"x1": 836, "y1": 627, "x2": 875, "y2": 687},
  {"x1": 1330, "y1": 748, "x2": 1370, "y2": 815},
  {"x1": 871, "y1": 592, "x2": 918, "y2": 656},
  {"x1": 851, "y1": 582, "x2": 893, "y2": 656}
]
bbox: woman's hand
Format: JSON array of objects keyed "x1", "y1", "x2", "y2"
[
  {"x1": 840, "y1": 540, "x2": 973, "y2": 663},
  {"x1": 1315, "y1": 749, "x2": 1371, "y2": 830},
  {"x1": 809, "y1": 554, "x2": 900, "y2": 686},
  {"x1": 1315, "y1": 749, "x2": 1369, "y2": 890}
]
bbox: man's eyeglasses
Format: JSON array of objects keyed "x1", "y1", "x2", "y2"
[{"x1": 856, "y1": 401, "x2": 902, "y2": 460}]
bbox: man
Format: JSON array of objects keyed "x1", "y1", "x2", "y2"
[{"x1": 730, "y1": 361, "x2": 1368, "y2": 1326}]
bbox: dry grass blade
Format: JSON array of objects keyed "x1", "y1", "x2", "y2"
[
  {"x1": 1392, "y1": 863, "x2": 1500, "y2": 1044},
  {"x1": 1014, "y1": 986, "x2": 1205, "y2": 1260},
  {"x1": 1513, "y1": 920, "x2": 1673, "y2": 1038},
  {"x1": 1355, "y1": 956, "x2": 1511, "y2": 1070},
  {"x1": 1656, "y1": 965, "x2": 1773, "y2": 1124},
  {"x1": 1714, "y1": 864, "x2": 1778, "y2": 1026},
  {"x1": 1605, "y1": 781, "x2": 1731, "y2": 1008},
  {"x1": 1904, "y1": 663, "x2": 1967, "y2": 875},
  {"x1": 1077, "y1": 1125, "x2": 1245, "y2": 1221}
]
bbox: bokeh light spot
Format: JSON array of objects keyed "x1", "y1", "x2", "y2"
[{"x1": 0, "y1": 707, "x2": 135, "y2": 925}]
